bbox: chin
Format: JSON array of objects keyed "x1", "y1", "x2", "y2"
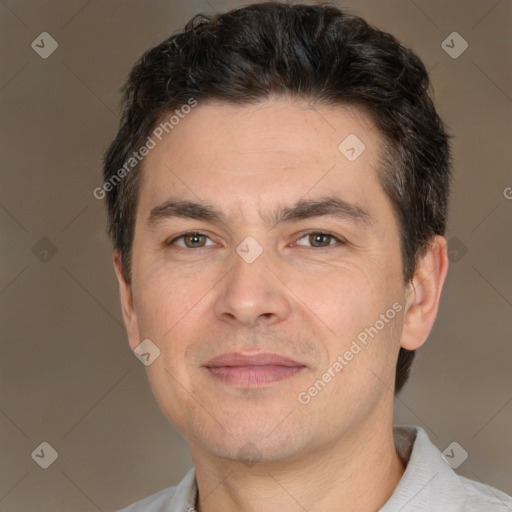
[{"x1": 189, "y1": 418, "x2": 310, "y2": 466}]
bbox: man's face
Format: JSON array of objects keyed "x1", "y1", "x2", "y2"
[{"x1": 122, "y1": 97, "x2": 412, "y2": 463}]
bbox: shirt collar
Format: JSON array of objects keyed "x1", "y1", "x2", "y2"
[
  {"x1": 380, "y1": 425, "x2": 467, "y2": 511},
  {"x1": 168, "y1": 465, "x2": 197, "y2": 511}
]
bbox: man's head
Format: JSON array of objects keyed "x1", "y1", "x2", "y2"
[{"x1": 102, "y1": 2, "x2": 450, "y2": 464}]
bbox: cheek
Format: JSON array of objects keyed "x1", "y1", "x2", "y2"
[
  {"x1": 286, "y1": 261, "x2": 386, "y2": 333},
  {"x1": 290, "y1": 258, "x2": 404, "y2": 378},
  {"x1": 132, "y1": 259, "x2": 210, "y2": 341}
]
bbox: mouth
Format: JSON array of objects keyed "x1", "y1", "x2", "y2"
[{"x1": 203, "y1": 353, "x2": 306, "y2": 388}]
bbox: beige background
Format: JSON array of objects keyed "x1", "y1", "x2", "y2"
[{"x1": 1, "y1": 0, "x2": 511, "y2": 510}]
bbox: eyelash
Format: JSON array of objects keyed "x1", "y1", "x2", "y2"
[{"x1": 166, "y1": 231, "x2": 346, "y2": 250}]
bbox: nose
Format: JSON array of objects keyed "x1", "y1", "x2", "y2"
[{"x1": 213, "y1": 240, "x2": 292, "y2": 328}]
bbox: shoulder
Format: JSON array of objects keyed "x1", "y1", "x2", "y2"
[
  {"x1": 386, "y1": 425, "x2": 512, "y2": 511},
  {"x1": 459, "y1": 474, "x2": 512, "y2": 510}
]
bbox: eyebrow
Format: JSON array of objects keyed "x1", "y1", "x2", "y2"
[{"x1": 145, "y1": 196, "x2": 373, "y2": 230}]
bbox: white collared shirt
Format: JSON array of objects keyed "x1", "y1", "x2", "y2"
[{"x1": 116, "y1": 425, "x2": 512, "y2": 511}]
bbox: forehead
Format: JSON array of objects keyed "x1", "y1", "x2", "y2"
[{"x1": 137, "y1": 97, "x2": 385, "y2": 221}]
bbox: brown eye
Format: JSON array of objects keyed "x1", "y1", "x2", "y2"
[
  {"x1": 296, "y1": 232, "x2": 342, "y2": 248},
  {"x1": 169, "y1": 232, "x2": 214, "y2": 249},
  {"x1": 309, "y1": 233, "x2": 332, "y2": 247},
  {"x1": 183, "y1": 233, "x2": 207, "y2": 248}
]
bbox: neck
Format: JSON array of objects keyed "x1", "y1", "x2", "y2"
[{"x1": 192, "y1": 419, "x2": 405, "y2": 512}]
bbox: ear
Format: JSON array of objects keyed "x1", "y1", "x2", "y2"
[
  {"x1": 400, "y1": 235, "x2": 449, "y2": 350},
  {"x1": 113, "y1": 250, "x2": 140, "y2": 351}
]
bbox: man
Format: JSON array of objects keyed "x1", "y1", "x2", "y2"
[{"x1": 101, "y1": 2, "x2": 512, "y2": 511}]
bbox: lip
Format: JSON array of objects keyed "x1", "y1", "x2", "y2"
[
  {"x1": 203, "y1": 352, "x2": 306, "y2": 388},
  {"x1": 205, "y1": 352, "x2": 304, "y2": 367}
]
